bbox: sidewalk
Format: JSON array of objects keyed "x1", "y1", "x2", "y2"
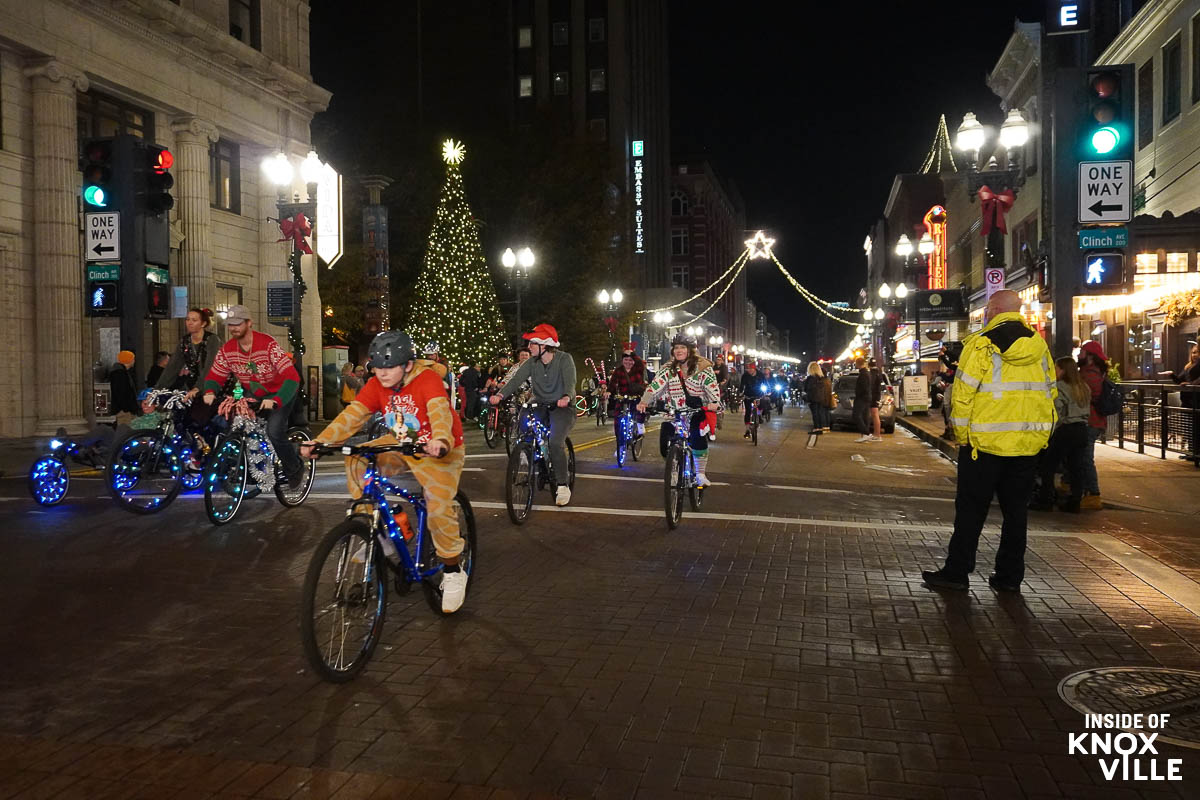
[{"x1": 898, "y1": 411, "x2": 1197, "y2": 514}]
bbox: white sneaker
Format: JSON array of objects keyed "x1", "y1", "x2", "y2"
[
  {"x1": 440, "y1": 570, "x2": 468, "y2": 613},
  {"x1": 869, "y1": 435, "x2": 883, "y2": 442},
  {"x1": 854, "y1": 435, "x2": 871, "y2": 443},
  {"x1": 696, "y1": 473, "x2": 711, "y2": 487},
  {"x1": 555, "y1": 486, "x2": 571, "y2": 506}
]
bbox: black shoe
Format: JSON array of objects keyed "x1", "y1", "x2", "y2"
[
  {"x1": 285, "y1": 466, "x2": 306, "y2": 489},
  {"x1": 988, "y1": 574, "x2": 1021, "y2": 592},
  {"x1": 1027, "y1": 499, "x2": 1054, "y2": 512},
  {"x1": 743, "y1": 431, "x2": 751, "y2": 439},
  {"x1": 921, "y1": 569, "x2": 968, "y2": 591}
]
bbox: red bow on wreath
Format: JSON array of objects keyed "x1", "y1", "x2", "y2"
[
  {"x1": 278, "y1": 213, "x2": 313, "y2": 254},
  {"x1": 977, "y1": 185, "x2": 1015, "y2": 237},
  {"x1": 604, "y1": 316, "x2": 618, "y2": 333}
]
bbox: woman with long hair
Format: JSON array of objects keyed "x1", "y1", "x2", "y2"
[
  {"x1": 638, "y1": 333, "x2": 720, "y2": 486},
  {"x1": 803, "y1": 360, "x2": 832, "y2": 432},
  {"x1": 156, "y1": 307, "x2": 220, "y2": 395},
  {"x1": 1077, "y1": 341, "x2": 1108, "y2": 508},
  {"x1": 1031, "y1": 357, "x2": 1091, "y2": 513}
]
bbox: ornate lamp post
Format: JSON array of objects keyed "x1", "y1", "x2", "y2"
[
  {"x1": 597, "y1": 288, "x2": 624, "y2": 363},
  {"x1": 501, "y1": 246, "x2": 534, "y2": 337},
  {"x1": 955, "y1": 109, "x2": 1030, "y2": 269}
]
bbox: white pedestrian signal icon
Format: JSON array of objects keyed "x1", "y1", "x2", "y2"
[
  {"x1": 92, "y1": 287, "x2": 106, "y2": 308},
  {"x1": 1086, "y1": 257, "x2": 1105, "y2": 285}
]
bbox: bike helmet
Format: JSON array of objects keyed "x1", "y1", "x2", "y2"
[
  {"x1": 670, "y1": 332, "x2": 696, "y2": 348},
  {"x1": 368, "y1": 330, "x2": 416, "y2": 368}
]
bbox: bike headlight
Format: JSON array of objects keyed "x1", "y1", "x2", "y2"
[{"x1": 49, "y1": 439, "x2": 64, "y2": 450}]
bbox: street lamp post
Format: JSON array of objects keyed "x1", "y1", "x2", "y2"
[
  {"x1": 877, "y1": 281, "x2": 910, "y2": 370},
  {"x1": 955, "y1": 108, "x2": 1029, "y2": 269},
  {"x1": 597, "y1": 288, "x2": 624, "y2": 363},
  {"x1": 650, "y1": 311, "x2": 674, "y2": 362},
  {"x1": 263, "y1": 150, "x2": 321, "y2": 421},
  {"x1": 501, "y1": 246, "x2": 534, "y2": 339}
]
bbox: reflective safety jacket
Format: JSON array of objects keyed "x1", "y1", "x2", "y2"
[{"x1": 950, "y1": 312, "x2": 1056, "y2": 458}]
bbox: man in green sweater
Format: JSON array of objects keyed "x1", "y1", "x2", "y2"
[{"x1": 490, "y1": 323, "x2": 577, "y2": 506}]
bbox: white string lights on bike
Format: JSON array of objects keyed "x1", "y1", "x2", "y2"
[
  {"x1": 145, "y1": 388, "x2": 192, "y2": 410},
  {"x1": 229, "y1": 415, "x2": 278, "y2": 492}
]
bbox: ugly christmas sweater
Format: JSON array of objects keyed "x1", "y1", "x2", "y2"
[{"x1": 202, "y1": 331, "x2": 300, "y2": 404}]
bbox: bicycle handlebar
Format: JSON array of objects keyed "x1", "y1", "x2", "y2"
[{"x1": 309, "y1": 441, "x2": 422, "y2": 459}]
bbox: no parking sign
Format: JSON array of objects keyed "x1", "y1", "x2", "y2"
[{"x1": 984, "y1": 267, "x2": 1005, "y2": 301}]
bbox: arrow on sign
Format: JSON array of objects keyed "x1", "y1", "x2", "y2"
[
  {"x1": 92, "y1": 243, "x2": 115, "y2": 256},
  {"x1": 1088, "y1": 200, "x2": 1124, "y2": 216}
]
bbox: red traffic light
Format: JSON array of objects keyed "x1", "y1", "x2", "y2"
[
  {"x1": 1090, "y1": 72, "x2": 1119, "y2": 99},
  {"x1": 154, "y1": 148, "x2": 174, "y2": 173}
]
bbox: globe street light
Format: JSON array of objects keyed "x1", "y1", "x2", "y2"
[
  {"x1": 501, "y1": 246, "x2": 535, "y2": 335},
  {"x1": 597, "y1": 287, "x2": 624, "y2": 362}
]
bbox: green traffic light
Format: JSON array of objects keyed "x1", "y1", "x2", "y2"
[
  {"x1": 1091, "y1": 126, "x2": 1120, "y2": 155},
  {"x1": 83, "y1": 185, "x2": 107, "y2": 207}
]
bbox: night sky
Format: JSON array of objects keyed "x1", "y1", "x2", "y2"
[{"x1": 311, "y1": 0, "x2": 1047, "y2": 355}]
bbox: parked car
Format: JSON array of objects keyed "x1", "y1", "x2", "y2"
[{"x1": 830, "y1": 373, "x2": 896, "y2": 434}]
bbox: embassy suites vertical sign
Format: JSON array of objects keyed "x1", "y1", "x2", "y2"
[{"x1": 632, "y1": 140, "x2": 645, "y2": 254}]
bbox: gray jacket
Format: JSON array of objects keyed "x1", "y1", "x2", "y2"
[
  {"x1": 497, "y1": 350, "x2": 577, "y2": 405},
  {"x1": 156, "y1": 330, "x2": 220, "y2": 390},
  {"x1": 1054, "y1": 380, "x2": 1090, "y2": 427}
]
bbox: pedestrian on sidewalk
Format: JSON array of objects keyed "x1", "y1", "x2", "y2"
[
  {"x1": 869, "y1": 358, "x2": 884, "y2": 440},
  {"x1": 1158, "y1": 342, "x2": 1200, "y2": 462},
  {"x1": 803, "y1": 360, "x2": 832, "y2": 432},
  {"x1": 922, "y1": 289, "x2": 1056, "y2": 593},
  {"x1": 852, "y1": 357, "x2": 872, "y2": 442},
  {"x1": 1030, "y1": 357, "x2": 1090, "y2": 513},
  {"x1": 1077, "y1": 340, "x2": 1109, "y2": 508},
  {"x1": 109, "y1": 350, "x2": 139, "y2": 424}
]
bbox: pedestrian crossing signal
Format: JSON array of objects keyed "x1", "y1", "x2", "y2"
[
  {"x1": 1081, "y1": 252, "x2": 1124, "y2": 292},
  {"x1": 86, "y1": 280, "x2": 119, "y2": 316}
]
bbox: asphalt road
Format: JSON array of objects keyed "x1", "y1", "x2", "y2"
[{"x1": 0, "y1": 408, "x2": 1197, "y2": 798}]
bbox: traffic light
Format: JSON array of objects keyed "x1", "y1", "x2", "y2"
[
  {"x1": 86, "y1": 281, "x2": 119, "y2": 316},
  {"x1": 1082, "y1": 65, "x2": 1134, "y2": 161},
  {"x1": 1081, "y1": 252, "x2": 1125, "y2": 292},
  {"x1": 143, "y1": 145, "x2": 175, "y2": 215},
  {"x1": 81, "y1": 138, "x2": 114, "y2": 209}
]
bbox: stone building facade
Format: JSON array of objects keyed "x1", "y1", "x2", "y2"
[{"x1": 0, "y1": 0, "x2": 330, "y2": 436}]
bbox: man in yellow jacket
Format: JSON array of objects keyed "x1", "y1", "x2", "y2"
[{"x1": 922, "y1": 290, "x2": 1056, "y2": 593}]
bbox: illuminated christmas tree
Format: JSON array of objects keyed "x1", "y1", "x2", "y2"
[{"x1": 408, "y1": 139, "x2": 507, "y2": 366}]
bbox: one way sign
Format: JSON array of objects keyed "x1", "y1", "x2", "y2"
[
  {"x1": 1078, "y1": 160, "x2": 1132, "y2": 223},
  {"x1": 85, "y1": 212, "x2": 121, "y2": 262}
]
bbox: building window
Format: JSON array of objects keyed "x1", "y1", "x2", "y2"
[
  {"x1": 587, "y1": 118, "x2": 607, "y2": 142},
  {"x1": 518, "y1": 75, "x2": 533, "y2": 98},
  {"x1": 209, "y1": 139, "x2": 241, "y2": 214},
  {"x1": 77, "y1": 91, "x2": 154, "y2": 146},
  {"x1": 1011, "y1": 216, "x2": 1037, "y2": 271},
  {"x1": 1193, "y1": 15, "x2": 1200, "y2": 104},
  {"x1": 1135, "y1": 252, "x2": 1159, "y2": 274},
  {"x1": 588, "y1": 18, "x2": 605, "y2": 42},
  {"x1": 1166, "y1": 252, "x2": 1188, "y2": 272},
  {"x1": 671, "y1": 191, "x2": 689, "y2": 217},
  {"x1": 552, "y1": 22, "x2": 568, "y2": 46},
  {"x1": 589, "y1": 68, "x2": 606, "y2": 93},
  {"x1": 215, "y1": 283, "x2": 243, "y2": 337},
  {"x1": 552, "y1": 71, "x2": 568, "y2": 96},
  {"x1": 1138, "y1": 60, "x2": 1154, "y2": 150},
  {"x1": 517, "y1": 26, "x2": 532, "y2": 48},
  {"x1": 229, "y1": 0, "x2": 261, "y2": 50},
  {"x1": 671, "y1": 263, "x2": 689, "y2": 288},
  {"x1": 671, "y1": 227, "x2": 689, "y2": 256},
  {"x1": 1163, "y1": 34, "x2": 1182, "y2": 124}
]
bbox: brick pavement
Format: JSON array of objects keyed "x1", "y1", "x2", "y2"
[{"x1": 1, "y1": 426, "x2": 1198, "y2": 798}]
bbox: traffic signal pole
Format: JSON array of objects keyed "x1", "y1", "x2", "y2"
[{"x1": 1050, "y1": 64, "x2": 1084, "y2": 358}]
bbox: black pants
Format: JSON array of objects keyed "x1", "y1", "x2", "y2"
[
  {"x1": 518, "y1": 404, "x2": 575, "y2": 486},
  {"x1": 852, "y1": 399, "x2": 870, "y2": 435},
  {"x1": 1037, "y1": 423, "x2": 1087, "y2": 504},
  {"x1": 265, "y1": 396, "x2": 303, "y2": 477},
  {"x1": 944, "y1": 448, "x2": 1036, "y2": 583}
]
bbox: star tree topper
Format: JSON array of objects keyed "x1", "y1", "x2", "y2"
[
  {"x1": 745, "y1": 230, "x2": 776, "y2": 260},
  {"x1": 442, "y1": 138, "x2": 465, "y2": 165}
]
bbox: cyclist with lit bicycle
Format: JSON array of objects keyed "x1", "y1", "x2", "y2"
[
  {"x1": 739, "y1": 360, "x2": 769, "y2": 439},
  {"x1": 637, "y1": 332, "x2": 720, "y2": 487},
  {"x1": 606, "y1": 346, "x2": 648, "y2": 437},
  {"x1": 490, "y1": 323, "x2": 577, "y2": 506},
  {"x1": 200, "y1": 304, "x2": 306, "y2": 489},
  {"x1": 300, "y1": 330, "x2": 469, "y2": 613}
]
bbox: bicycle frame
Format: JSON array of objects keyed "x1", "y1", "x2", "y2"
[
  {"x1": 347, "y1": 452, "x2": 441, "y2": 584},
  {"x1": 667, "y1": 408, "x2": 700, "y2": 481}
]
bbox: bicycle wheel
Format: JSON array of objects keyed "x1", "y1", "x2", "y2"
[
  {"x1": 109, "y1": 431, "x2": 183, "y2": 514},
  {"x1": 205, "y1": 439, "x2": 247, "y2": 525},
  {"x1": 664, "y1": 444, "x2": 685, "y2": 529},
  {"x1": 615, "y1": 418, "x2": 627, "y2": 468},
  {"x1": 631, "y1": 429, "x2": 643, "y2": 461},
  {"x1": 29, "y1": 455, "x2": 69, "y2": 506},
  {"x1": 420, "y1": 492, "x2": 478, "y2": 615},
  {"x1": 179, "y1": 433, "x2": 206, "y2": 492},
  {"x1": 275, "y1": 429, "x2": 315, "y2": 507},
  {"x1": 300, "y1": 518, "x2": 387, "y2": 682},
  {"x1": 505, "y1": 443, "x2": 536, "y2": 525},
  {"x1": 484, "y1": 407, "x2": 500, "y2": 449},
  {"x1": 565, "y1": 437, "x2": 576, "y2": 490}
]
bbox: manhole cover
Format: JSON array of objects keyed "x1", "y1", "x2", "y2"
[{"x1": 1059, "y1": 667, "x2": 1200, "y2": 749}]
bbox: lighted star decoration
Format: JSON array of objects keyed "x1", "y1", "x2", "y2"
[
  {"x1": 442, "y1": 138, "x2": 465, "y2": 165},
  {"x1": 745, "y1": 230, "x2": 776, "y2": 260}
]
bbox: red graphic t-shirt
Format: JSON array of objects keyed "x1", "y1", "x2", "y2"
[{"x1": 354, "y1": 369, "x2": 464, "y2": 448}]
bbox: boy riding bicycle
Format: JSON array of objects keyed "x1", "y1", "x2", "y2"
[{"x1": 300, "y1": 330, "x2": 469, "y2": 613}]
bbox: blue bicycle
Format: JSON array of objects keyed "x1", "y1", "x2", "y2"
[
  {"x1": 299, "y1": 441, "x2": 477, "y2": 682},
  {"x1": 610, "y1": 394, "x2": 644, "y2": 468},
  {"x1": 505, "y1": 402, "x2": 576, "y2": 525},
  {"x1": 663, "y1": 408, "x2": 705, "y2": 529}
]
